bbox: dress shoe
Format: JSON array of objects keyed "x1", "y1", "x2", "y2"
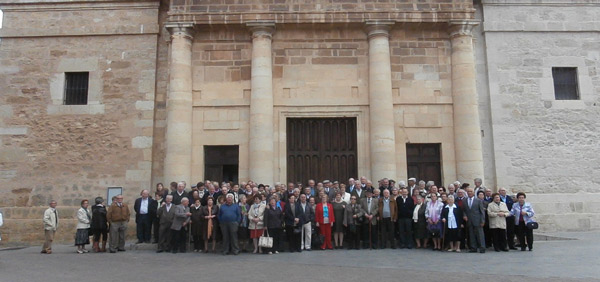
[
  {"x1": 117, "y1": 249, "x2": 126, "y2": 252},
  {"x1": 509, "y1": 246, "x2": 518, "y2": 250},
  {"x1": 109, "y1": 250, "x2": 116, "y2": 253},
  {"x1": 502, "y1": 248, "x2": 509, "y2": 252},
  {"x1": 479, "y1": 249, "x2": 486, "y2": 253},
  {"x1": 407, "y1": 246, "x2": 413, "y2": 249},
  {"x1": 468, "y1": 249, "x2": 477, "y2": 253},
  {"x1": 41, "y1": 250, "x2": 47, "y2": 254},
  {"x1": 135, "y1": 241, "x2": 143, "y2": 244},
  {"x1": 156, "y1": 249, "x2": 163, "y2": 253}
]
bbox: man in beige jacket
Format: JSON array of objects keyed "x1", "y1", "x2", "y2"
[
  {"x1": 107, "y1": 194, "x2": 130, "y2": 253},
  {"x1": 41, "y1": 200, "x2": 58, "y2": 254}
]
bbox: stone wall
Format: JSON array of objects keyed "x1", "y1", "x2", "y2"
[
  {"x1": 479, "y1": 0, "x2": 600, "y2": 231},
  {"x1": 0, "y1": 0, "x2": 160, "y2": 243}
]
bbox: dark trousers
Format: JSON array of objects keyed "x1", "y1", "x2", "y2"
[
  {"x1": 170, "y1": 228, "x2": 187, "y2": 253},
  {"x1": 220, "y1": 222, "x2": 240, "y2": 255},
  {"x1": 484, "y1": 214, "x2": 492, "y2": 247},
  {"x1": 380, "y1": 218, "x2": 396, "y2": 248},
  {"x1": 491, "y1": 228, "x2": 507, "y2": 251},
  {"x1": 158, "y1": 224, "x2": 171, "y2": 251},
  {"x1": 136, "y1": 214, "x2": 152, "y2": 242},
  {"x1": 516, "y1": 221, "x2": 534, "y2": 250},
  {"x1": 506, "y1": 216, "x2": 516, "y2": 248},
  {"x1": 285, "y1": 225, "x2": 301, "y2": 251},
  {"x1": 347, "y1": 224, "x2": 362, "y2": 249},
  {"x1": 397, "y1": 218, "x2": 413, "y2": 248},
  {"x1": 152, "y1": 217, "x2": 160, "y2": 243},
  {"x1": 267, "y1": 228, "x2": 282, "y2": 253},
  {"x1": 91, "y1": 229, "x2": 108, "y2": 242},
  {"x1": 468, "y1": 224, "x2": 485, "y2": 251},
  {"x1": 362, "y1": 223, "x2": 378, "y2": 249}
]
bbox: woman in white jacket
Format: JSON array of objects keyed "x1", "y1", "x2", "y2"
[
  {"x1": 247, "y1": 194, "x2": 266, "y2": 254},
  {"x1": 75, "y1": 199, "x2": 91, "y2": 254}
]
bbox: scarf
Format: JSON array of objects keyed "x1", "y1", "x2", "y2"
[
  {"x1": 413, "y1": 203, "x2": 422, "y2": 223},
  {"x1": 207, "y1": 206, "x2": 213, "y2": 239}
]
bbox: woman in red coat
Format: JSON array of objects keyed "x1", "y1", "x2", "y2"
[{"x1": 315, "y1": 194, "x2": 335, "y2": 250}]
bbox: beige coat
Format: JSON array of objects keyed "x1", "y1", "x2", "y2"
[
  {"x1": 247, "y1": 203, "x2": 266, "y2": 230},
  {"x1": 43, "y1": 208, "x2": 58, "y2": 231},
  {"x1": 487, "y1": 201, "x2": 509, "y2": 229},
  {"x1": 76, "y1": 207, "x2": 91, "y2": 229}
]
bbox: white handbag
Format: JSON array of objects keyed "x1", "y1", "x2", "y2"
[{"x1": 258, "y1": 230, "x2": 273, "y2": 248}]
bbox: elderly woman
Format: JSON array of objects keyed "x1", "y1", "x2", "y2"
[
  {"x1": 263, "y1": 197, "x2": 284, "y2": 255},
  {"x1": 201, "y1": 197, "x2": 219, "y2": 253},
  {"x1": 75, "y1": 199, "x2": 91, "y2": 254},
  {"x1": 510, "y1": 192, "x2": 536, "y2": 251},
  {"x1": 339, "y1": 184, "x2": 351, "y2": 203},
  {"x1": 478, "y1": 190, "x2": 491, "y2": 248},
  {"x1": 90, "y1": 197, "x2": 108, "y2": 252},
  {"x1": 331, "y1": 193, "x2": 346, "y2": 249},
  {"x1": 441, "y1": 195, "x2": 463, "y2": 252},
  {"x1": 425, "y1": 193, "x2": 444, "y2": 250},
  {"x1": 190, "y1": 198, "x2": 203, "y2": 252},
  {"x1": 343, "y1": 195, "x2": 364, "y2": 250},
  {"x1": 488, "y1": 193, "x2": 510, "y2": 252},
  {"x1": 315, "y1": 194, "x2": 335, "y2": 250},
  {"x1": 248, "y1": 194, "x2": 266, "y2": 254},
  {"x1": 238, "y1": 194, "x2": 250, "y2": 252},
  {"x1": 413, "y1": 195, "x2": 428, "y2": 248}
]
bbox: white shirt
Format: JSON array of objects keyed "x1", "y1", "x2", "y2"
[
  {"x1": 446, "y1": 204, "x2": 458, "y2": 229},
  {"x1": 140, "y1": 198, "x2": 148, "y2": 214},
  {"x1": 166, "y1": 203, "x2": 171, "y2": 212}
]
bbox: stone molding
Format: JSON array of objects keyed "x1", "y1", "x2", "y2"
[
  {"x1": 165, "y1": 23, "x2": 195, "y2": 41},
  {"x1": 365, "y1": 21, "x2": 394, "y2": 39},
  {"x1": 448, "y1": 21, "x2": 479, "y2": 38},
  {"x1": 247, "y1": 22, "x2": 276, "y2": 39}
]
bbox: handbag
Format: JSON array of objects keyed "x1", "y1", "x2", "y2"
[
  {"x1": 526, "y1": 221, "x2": 539, "y2": 230},
  {"x1": 258, "y1": 230, "x2": 273, "y2": 248},
  {"x1": 293, "y1": 226, "x2": 302, "y2": 234}
]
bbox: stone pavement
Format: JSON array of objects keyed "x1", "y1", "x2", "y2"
[{"x1": 0, "y1": 232, "x2": 598, "y2": 282}]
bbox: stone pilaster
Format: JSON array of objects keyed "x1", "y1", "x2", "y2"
[
  {"x1": 449, "y1": 22, "x2": 484, "y2": 182},
  {"x1": 247, "y1": 22, "x2": 275, "y2": 185},
  {"x1": 164, "y1": 23, "x2": 194, "y2": 184},
  {"x1": 366, "y1": 21, "x2": 397, "y2": 182}
]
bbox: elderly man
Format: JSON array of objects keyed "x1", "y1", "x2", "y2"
[
  {"x1": 378, "y1": 189, "x2": 397, "y2": 249},
  {"x1": 107, "y1": 194, "x2": 130, "y2": 253},
  {"x1": 379, "y1": 178, "x2": 392, "y2": 194},
  {"x1": 41, "y1": 200, "x2": 59, "y2": 254},
  {"x1": 156, "y1": 195, "x2": 175, "y2": 253},
  {"x1": 447, "y1": 184, "x2": 457, "y2": 197},
  {"x1": 219, "y1": 194, "x2": 241, "y2": 255},
  {"x1": 307, "y1": 179, "x2": 316, "y2": 196},
  {"x1": 499, "y1": 187, "x2": 516, "y2": 250},
  {"x1": 474, "y1": 178, "x2": 486, "y2": 195},
  {"x1": 134, "y1": 189, "x2": 157, "y2": 244},
  {"x1": 360, "y1": 189, "x2": 379, "y2": 249},
  {"x1": 407, "y1": 178, "x2": 417, "y2": 195},
  {"x1": 284, "y1": 195, "x2": 305, "y2": 252},
  {"x1": 347, "y1": 178, "x2": 356, "y2": 193},
  {"x1": 170, "y1": 197, "x2": 191, "y2": 253},
  {"x1": 396, "y1": 187, "x2": 415, "y2": 249},
  {"x1": 323, "y1": 180, "x2": 335, "y2": 202},
  {"x1": 172, "y1": 182, "x2": 188, "y2": 205},
  {"x1": 462, "y1": 188, "x2": 486, "y2": 253},
  {"x1": 299, "y1": 193, "x2": 314, "y2": 251}
]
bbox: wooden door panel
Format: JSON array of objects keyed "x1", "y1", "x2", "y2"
[
  {"x1": 287, "y1": 118, "x2": 357, "y2": 184},
  {"x1": 406, "y1": 143, "x2": 442, "y2": 187}
]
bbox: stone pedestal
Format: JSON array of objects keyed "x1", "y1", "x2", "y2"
[
  {"x1": 247, "y1": 23, "x2": 275, "y2": 185},
  {"x1": 450, "y1": 22, "x2": 484, "y2": 182},
  {"x1": 366, "y1": 22, "x2": 397, "y2": 181},
  {"x1": 164, "y1": 24, "x2": 194, "y2": 184}
]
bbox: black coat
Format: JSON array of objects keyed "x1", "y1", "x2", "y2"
[
  {"x1": 171, "y1": 191, "x2": 189, "y2": 206},
  {"x1": 284, "y1": 202, "x2": 305, "y2": 227},
  {"x1": 396, "y1": 196, "x2": 415, "y2": 219},
  {"x1": 263, "y1": 206, "x2": 283, "y2": 229},
  {"x1": 91, "y1": 204, "x2": 108, "y2": 231},
  {"x1": 441, "y1": 205, "x2": 464, "y2": 228},
  {"x1": 134, "y1": 197, "x2": 157, "y2": 223}
]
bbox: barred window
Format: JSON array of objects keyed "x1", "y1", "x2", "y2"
[
  {"x1": 64, "y1": 72, "x2": 89, "y2": 105},
  {"x1": 552, "y1": 67, "x2": 579, "y2": 100}
]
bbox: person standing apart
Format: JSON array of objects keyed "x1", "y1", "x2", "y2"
[
  {"x1": 107, "y1": 194, "x2": 130, "y2": 253},
  {"x1": 134, "y1": 189, "x2": 157, "y2": 244},
  {"x1": 90, "y1": 197, "x2": 108, "y2": 252},
  {"x1": 75, "y1": 199, "x2": 91, "y2": 254},
  {"x1": 511, "y1": 192, "x2": 535, "y2": 251},
  {"x1": 41, "y1": 200, "x2": 58, "y2": 254}
]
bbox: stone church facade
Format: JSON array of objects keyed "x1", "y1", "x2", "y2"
[{"x1": 0, "y1": 0, "x2": 598, "y2": 243}]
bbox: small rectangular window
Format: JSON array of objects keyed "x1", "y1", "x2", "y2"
[
  {"x1": 64, "y1": 72, "x2": 89, "y2": 105},
  {"x1": 552, "y1": 67, "x2": 579, "y2": 100}
]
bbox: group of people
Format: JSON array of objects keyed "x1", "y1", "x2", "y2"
[{"x1": 41, "y1": 177, "x2": 537, "y2": 255}]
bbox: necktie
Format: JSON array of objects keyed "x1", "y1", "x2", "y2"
[
  {"x1": 468, "y1": 198, "x2": 472, "y2": 208},
  {"x1": 207, "y1": 206, "x2": 213, "y2": 239}
]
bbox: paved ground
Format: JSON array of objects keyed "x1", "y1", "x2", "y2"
[{"x1": 1, "y1": 232, "x2": 598, "y2": 282}]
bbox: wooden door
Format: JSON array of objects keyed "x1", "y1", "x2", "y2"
[
  {"x1": 204, "y1": 145, "x2": 239, "y2": 184},
  {"x1": 286, "y1": 118, "x2": 358, "y2": 184},
  {"x1": 406, "y1": 143, "x2": 442, "y2": 187}
]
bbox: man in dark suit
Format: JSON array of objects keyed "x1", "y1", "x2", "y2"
[
  {"x1": 499, "y1": 187, "x2": 516, "y2": 249},
  {"x1": 284, "y1": 195, "x2": 305, "y2": 252},
  {"x1": 360, "y1": 189, "x2": 379, "y2": 249},
  {"x1": 134, "y1": 189, "x2": 157, "y2": 244},
  {"x1": 347, "y1": 178, "x2": 356, "y2": 194},
  {"x1": 351, "y1": 182, "x2": 366, "y2": 200},
  {"x1": 171, "y1": 182, "x2": 188, "y2": 205},
  {"x1": 396, "y1": 187, "x2": 415, "y2": 248},
  {"x1": 282, "y1": 182, "x2": 296, "y2": 203},
  {"x1": 462, "y1": 187, "x2": 486, "y2": 253},
  {"x1": 201, "y1": 185, "x2": 218, "y2": 206},
  {"x1": 323, "y1": 180, "x2": 335, "y2": 202}
]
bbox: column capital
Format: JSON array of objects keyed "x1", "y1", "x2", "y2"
[
  {"x1": 448, "y1": 21, "x2": 478, "y2": 39},
  {"x1": 246, "y1": 22, "x2": 275, "y2": 39},
  {"x1": 365, "y1": 21, "x2": 394, "y2": 39},
  {"x1": 165, "y1": 23, "x2": 195, "y2": 41}
]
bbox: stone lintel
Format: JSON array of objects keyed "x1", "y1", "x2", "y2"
[
  {"x1": 165, "y1": 22, "x2": 195, "y2": 40},
  {"x1": 448, "y1": 21, "x2": 480, "y2": 38},
  {"x1": 365, "y1": 21, "x2": 394, "y2": 39},
  {"x1": 246, "y1": 22, "x2": 275, "y2": 39}
]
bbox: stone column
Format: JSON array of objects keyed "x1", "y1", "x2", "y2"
[
  {"x1": 449, "y1": 22, "x2": 484, "y2": 182},
  {"x1": 247, "y1": 23, "x2": 275, "y2": 184},
  {"x1": 164, "y1": 23, "x2": 194, "y2": 184},
  {"x1": 366, "y1": 22, "x2": 397, "y2": 182}
]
